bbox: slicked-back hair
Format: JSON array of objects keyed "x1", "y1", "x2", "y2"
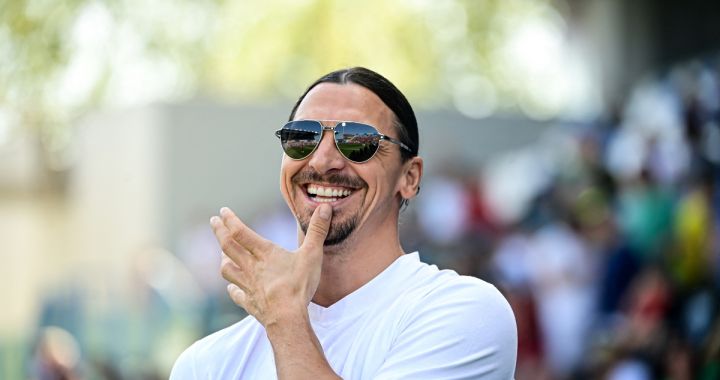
[{"x1": 288, "y1": 67, "x2": 419, "y2": 162}]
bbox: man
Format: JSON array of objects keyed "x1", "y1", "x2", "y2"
[{"x1": 170, "y1": 67, "x2": 517, "y2": 379}]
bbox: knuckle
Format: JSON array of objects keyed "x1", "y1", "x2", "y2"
[
  {"x1": 257, "y1": 237, "x2": 272, "y2": 251},
  {"x1": 220, "y1": 254, "x2": 231, "y2": 265},
  {"x1": 231, "y1": 226, "x2": 245, "y2": 241},
  {"x1": 220, "y1": 261, "x2": 235, "y2": 281},
  {"x1": 308, "y1": 223, "x2": 328, "y2": 237},
  {"x1": 220, "y1": 237, "x2": 234, "y2": 253}
]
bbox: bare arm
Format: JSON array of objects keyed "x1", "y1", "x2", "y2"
[
  {"x1": 211, "y1": 205, "x2": 341, "y2": 380},
  {"x1": 263, "y1": 302, "x2": 340, "y2": 379}
]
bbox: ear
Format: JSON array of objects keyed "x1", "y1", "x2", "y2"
[{"x1": 397, "y1": 156, "x2": 423, "y2": 200}]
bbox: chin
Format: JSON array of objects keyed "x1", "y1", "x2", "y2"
[{"x1": 302, "y1": 214, "x2": 358, "y2": 249}]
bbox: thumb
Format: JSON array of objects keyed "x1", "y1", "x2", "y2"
[{"x1": 300, "y1": 204, "x2": 333, "y2": 253}]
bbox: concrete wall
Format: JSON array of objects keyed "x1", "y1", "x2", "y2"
[{"x1": 0, "y1": 101, "x2": 551, "y2": 337}]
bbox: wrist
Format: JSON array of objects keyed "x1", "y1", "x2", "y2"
[
  {"x1": 262, "y1": 300, "x2": 338, "y2": 379},
  {"x1": 264, "y1": 300, "x2": 309, "y2": 332}
]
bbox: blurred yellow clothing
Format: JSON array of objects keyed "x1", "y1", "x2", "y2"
[{"x1": 673, "y1": 189, "x2": 712, "y2": 286}]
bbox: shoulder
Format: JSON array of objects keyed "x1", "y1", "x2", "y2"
[
  {"x1": 402, "y1": 259, "x2": 515, "y2": 323},
  {"x1": 169, "y1": 315, "x2": 264, "y2": 380},
  {"x1": 375, "y1": 261, "x2": 517, "y2": 379},
  {"x1": 408, "y1": 268, "x2": 516, "y2": 338}
]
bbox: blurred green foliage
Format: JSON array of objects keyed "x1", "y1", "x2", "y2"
[{"x1": 1, "y1": 0, "x2": 563, "y2": 158}]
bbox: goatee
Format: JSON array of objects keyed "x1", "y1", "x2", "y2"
[
  {"x1": 300, "y1": 213, "x2": 358, "y2": 247},
  {"x1": 292, "y1": 168, "x2": 365, "y2": 247}
]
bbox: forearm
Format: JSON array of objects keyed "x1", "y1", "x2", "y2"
[
  {"x1": 265, "y1": 304, "x2": 341, "y2": 380},
  {"x1": 213, "y1": 205, "x2": 337, "y2": 378}
]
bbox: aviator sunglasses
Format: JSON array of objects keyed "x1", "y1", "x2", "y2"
[{"x1": 275, "y1": 120, "x2": 412, "y2": 163}]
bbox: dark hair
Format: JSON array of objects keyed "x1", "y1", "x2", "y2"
[{"x1": 288, "y1": 67, "x2": 419, "y2": 162}]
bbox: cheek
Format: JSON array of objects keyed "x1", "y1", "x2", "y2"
[
  {"x1": 375, "y1": 161, "x2": 402, "y2": 192},
  {"x1": 279, "y1": 160, "x2": 301, "y2": 203},
  {"x1": 361, "y1": 160, "x2": 402, "y2": 201},
  {"x1": 364, "y1": 172, "x2": 395, "y2": 206}
]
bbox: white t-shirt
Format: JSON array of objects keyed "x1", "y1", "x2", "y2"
[{"x1": 170, "y1": 252, "x2": 517, "y2": 379}]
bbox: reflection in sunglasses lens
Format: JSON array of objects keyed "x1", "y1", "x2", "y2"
[
  {"x1": 280, "y1": 121, "x2": 322, "y2": 159},
  {"x1": 280, "y1": 121, "x2": 380, "y2": 163},
  {"x1": 337, "y1": 123, "x2": 380, "y2": 163}
]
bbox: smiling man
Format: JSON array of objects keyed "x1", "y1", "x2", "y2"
[{"x1": 170, "y1": 67, "x2": 517, "y2": 379}]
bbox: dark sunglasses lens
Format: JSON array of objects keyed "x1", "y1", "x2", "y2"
[
  {"x1": 279, "y1": 121, "x2": 322, "y2": 159},
  {"x1": 336, "y1": 122, "x2": 380, "y2": 162}
]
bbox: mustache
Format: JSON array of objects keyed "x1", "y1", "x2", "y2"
[{"x1": 292, "y1": 170, "x2": 366, "y2": 189}]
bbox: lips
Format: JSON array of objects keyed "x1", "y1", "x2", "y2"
[{"x1": 292, "y1": 170, "x2": 366, "y2": 204}]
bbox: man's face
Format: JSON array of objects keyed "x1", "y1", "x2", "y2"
[{"x1": 279, "y1": 83, "x2": 407, "y2": 248}]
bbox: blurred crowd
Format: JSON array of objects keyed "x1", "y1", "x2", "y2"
[
  {"x1": 26, "y1": 54, "x2": 719, "y2": 380},
  {"x1": 401, "y1": 56, "x2": 720, "y2": 380}
]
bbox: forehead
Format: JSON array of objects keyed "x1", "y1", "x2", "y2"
[{"x1": 293, "y1": 83, "x2": 395, "y2": 132}]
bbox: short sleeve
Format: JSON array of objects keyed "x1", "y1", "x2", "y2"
[{"x1": 373, "y1": 280, "x2": 517, "y2": 380}]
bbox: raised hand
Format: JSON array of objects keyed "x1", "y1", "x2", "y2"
[{"x1": 210, "y1": 204, "x2": 333, "y2": 326}]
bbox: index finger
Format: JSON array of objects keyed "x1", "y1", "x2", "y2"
[
  {"x1": 210, "y1": 215, "x2": 254, "y2": 267},
  {"x1": 219, "y1": 207, "x2": 271, "y2": 256}
]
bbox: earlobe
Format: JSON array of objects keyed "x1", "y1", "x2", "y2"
[{"x1": 398, "y1": 157, "x2": 423, "y2": 200}]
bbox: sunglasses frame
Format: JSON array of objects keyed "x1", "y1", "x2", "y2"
[{"x1": 275, "y1": 120, "x2": 412, "y2": 163}]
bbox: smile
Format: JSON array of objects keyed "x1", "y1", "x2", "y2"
[{"x1": 306, "y1": 184, "x2": 355, "y2": 203}]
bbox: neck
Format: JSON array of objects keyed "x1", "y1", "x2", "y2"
[{"x1": 309, "y1": 215, "x2": 404, "y2": 307}]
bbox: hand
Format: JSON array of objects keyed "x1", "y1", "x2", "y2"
[{"x1": 210, "y1": 204, "x2": 333, "y2": 326}]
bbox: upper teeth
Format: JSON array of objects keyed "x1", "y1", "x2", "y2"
[{"x1": 308, "y1": 185, "x2": 352, "y2": 198}]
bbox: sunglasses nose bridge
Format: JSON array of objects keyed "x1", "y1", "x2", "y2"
[
  {"x1": 307, "y1": 129, "x2": 346, "y2": 173},
  {"x1": 317, "y1": 124, "x2": 341, "y2": 149}
]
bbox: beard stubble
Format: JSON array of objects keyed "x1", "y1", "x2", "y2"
[{"x1": 292, "y1": 170, "x2": 366, "y2": 247}]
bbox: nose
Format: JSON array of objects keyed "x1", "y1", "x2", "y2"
[{"x1": 308, "y1": 130, "x2": 346, "y2": 174}]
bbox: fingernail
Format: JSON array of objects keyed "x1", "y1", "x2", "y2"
[
  {"x1": 220, "y1": 207, "x2": 230, "y2": 215},
  {"x1": 318, "y1": 204, "x2": 331, "y2": 220},
  {"x1": 210, "y1": 216, "x2": 220, "y2": 224}
]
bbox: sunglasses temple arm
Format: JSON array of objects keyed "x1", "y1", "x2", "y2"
[{"x1": 380, "y1": 135, "x2": 412, "y2": 153}]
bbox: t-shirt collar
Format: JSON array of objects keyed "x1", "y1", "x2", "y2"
[{"x1": 308, "y1": 252, "x2": 420, "y2": 326}]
